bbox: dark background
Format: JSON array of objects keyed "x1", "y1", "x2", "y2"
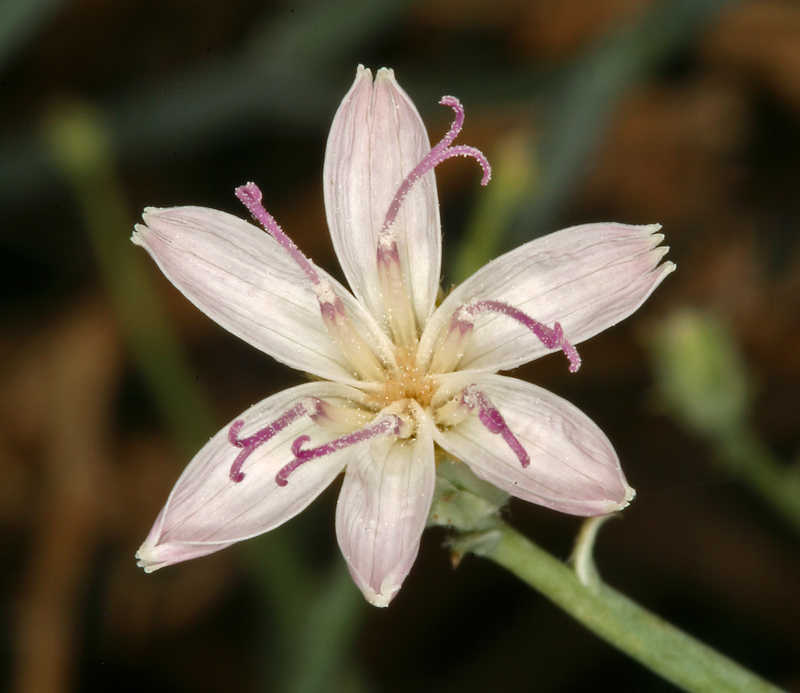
[{"x1": 1, "y1": 1, "x2": 799, "y2": 691}]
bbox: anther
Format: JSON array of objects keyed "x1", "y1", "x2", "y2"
[
  {"x1": 312, "y1": 399, "x2": 374, "y2": 432},
  {"x1": 236, "y1": 182, "x2": 386, "y2": 381},
  {"x1": 380, "y1": 96, "x2": 491, "y2": 239},
  {"x1": 228, "y1": 398, "x2": 322, "y2": 482},
  {"x1": 375, "y1": 96, "x2": 491, "y2": 348},
  {"x1": 460, "y1": 385, "x2": 530, "y2": 468},
  {"x1": 376, "y1": 235, "x2": 418, "y2": 347},
  {"x1": 320, "y1": 298, "x2": 386, "y2": 382},
  {"x1": 428, "y1": 310, "x2": 475, "y2": 373},
  {"x1": 236, "y1": 183, "x2": 321, "y2": 286},
  {"x1": 457, "y1": 300, "x2": 581, "y2": 372},
  {"x1": 275, "y1": 415, "x2": 406, "y2": 486}
]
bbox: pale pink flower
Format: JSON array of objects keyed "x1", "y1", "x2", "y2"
[{"x1": 134, "y1": 66, "x2": 674, "y2": 606}]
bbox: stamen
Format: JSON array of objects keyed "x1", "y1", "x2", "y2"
[
  {"x1": 374, "y1": 96, "x2": 491, "y2": 348},
  {"x1": 461, "y1": 384, "x2": 530, "y2": 468},
  {"x1": 376, "y1": 235, "x2": 418, "y2": 347},
  {"x1": 236, "y1": 182, "x2": 386, "y2": 381},
  {"x1": 320, "y1": 299, "x2": 386, "y2": 382},
  {"x1": 428, "y1": 310, "x2": 474, "y2": 374},
  {"x1": 313, "y1": 399, "x2": 375, "y2": 432},
  {"x1": 236, "y1": 183, "x2": 321, "y2": 286},
  {"x1": 228, "y1": 398, "x2": 322, "y2": 482},
  {"x1": 458, "y1": 300, "x2": 581, "y2": 372},
  {"x1": 275, "y1": 415, "x2": 406, "y2": 486},
  {"x1": 380, "y1": 96, "x2": 492, "y2": 238}
]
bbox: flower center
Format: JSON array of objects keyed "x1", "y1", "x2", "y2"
[
  {"x1": 226, "y1": 93, "x2": 581, "y2": 488},
  {"x1": 370, "y1": 346, "x2": 436, "y2": 410}
]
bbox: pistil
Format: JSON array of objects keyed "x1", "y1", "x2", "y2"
[
  {"x1": 228, "y1": 397, "x2": 322, "y2": 482},
  {"x1": 236, "y1": 182, "x2": 385, "y2": 382},
  {"x1": 460, "y1": 384, "x2": 530, "y2": 468},
  {"x1": 447, "y1": 300, "x2": 582, "y2": 372},
  {"x1": 275, "y1": 414, "x2": 408, "y2": 486},
  {"x1": 375, "y1": 96, "x2": 492, "y2": 350},
  {"x1": 379, "y1": 96, "x2": 491, "y2": 239},
  {"x1": 377, "y1": 235, "x2": 418, "y2": 348}
]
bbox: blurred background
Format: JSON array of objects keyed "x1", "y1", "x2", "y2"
[{"x1": 2, "y1": 0, "x2": 800, "y2": 691}]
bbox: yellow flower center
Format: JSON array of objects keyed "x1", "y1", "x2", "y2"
[{"x1": 370, "y1": 346, "x2": 436, "y2": 410}]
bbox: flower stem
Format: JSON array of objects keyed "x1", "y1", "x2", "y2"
[
  {"x1": 455, "y1": 520, "x2": 785, "y2": 693},
  {"x1": 43, "y1": 101, "x2": 217, "y2": 455}
]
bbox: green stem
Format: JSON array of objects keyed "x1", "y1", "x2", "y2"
[
  {"x1": 715, "y1": 428, "x2": 800, "y2": 536},
  {"x1": 42, "y1": 102, "x2": 217, "y2": 454},
  {"x1": 458, "y1": 520, "x2": 785, "y2": 693},
  {"x1": 646, "y1": 308, "x2": 800, "y2": 537}
]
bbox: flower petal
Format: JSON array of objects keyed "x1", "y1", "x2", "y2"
[
  {"x1": 434, "y1": 373, "x2": 634, "y2": 515},
  {"x1": 335, "y1": 409, "x2": 436, "y2": 606},
  {"x1": 133, "y1": 206, "x2": 392, "y2": 383},
  {"x1": 324, "y1": 65, "x2": 441, "y2": 331},
  {"x1": 136, "y1": 382, "x2": 363, "y2": 572},
  {"x1": 420, "y1": 223, "x2": 674, "y2": 372}
]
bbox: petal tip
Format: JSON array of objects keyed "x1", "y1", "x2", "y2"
[
  {"x1": 343, "y1": 551, "x2": 406, "y2": 607},
  {"x1": 375, "y1": 66, "x2": 397, "y2": 83},
  {"x1": 131, "y1": 223, "x2": 148, "y2": 246},
  {"x1": 344, "y1": 560, "x2": 398, "y2": 607},
  {"x1": 135, "y1": 543, "x2": 164, "y2": 573},
  {"x1": 622, "y1": 482, "x2": 636, "y2": 507},
  {"x1": 366, "y1": 589, "x2": 394, "y2": 608},
  {"x1": 354, "y1": 64, "x2": 372, "y2": 83},
  {"x1": 140, "y1": 206, "x2": 163, "y2": 224},
  {"x1": 360, "y1": 577, "x2": 400, "y2": 608},
  {"x1": 604, "y1": 482, "x2": 636, "y2": 514}
]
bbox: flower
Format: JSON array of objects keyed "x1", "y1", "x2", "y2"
[{"x1": 134, "y1": 65, "x2": 674, "y2": 607}]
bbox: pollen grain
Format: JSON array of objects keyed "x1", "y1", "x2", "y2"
[{"x1": 370, "y1": 346, "x2": 436, "y2": 410}]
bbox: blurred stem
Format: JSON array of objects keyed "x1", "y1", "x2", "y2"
[
  {"x1": 44, "y1": 103, "x2": 367, "y2": 693},
  {"x1": 451, "y1": 130, "x2": 536, "y2": 284},
  {"x1": 715, "y1": 428, "x2": 800, "y2": 536},
  {"x1": 245, "y1": 528, "x2": 368, "y2": 693},
  {"x1": 42, "y1": 102, "x2": 216, "y2": 454},
  {"x1": 452, "y1": 519, "x2": 785, "y2": 693},
  {"x1": 503, "y1": 0, "x2": 740, "y2": 251},
  {"x1": 286, "y1": 560, "x2": 366, "y2": 693},
  {"x1": 0, "y1": 0, "x2": 67, "y2": 74},
  {"x1": 647, "y1": 309, "x2": 800, "y2": 536},
  {"x1": 244, "y1": 530, "x2": 318, "y2": 642}
]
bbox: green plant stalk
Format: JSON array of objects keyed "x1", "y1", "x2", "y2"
[
  {"x1": 43, "y1": 102, "x2": 217, "y2": 454},
  {"x1": 45, "y1": 103, "x2": 366, "y2": 693},
  {"x1": 715, "y1": 427, "x2": 800, "y2": 536},
  {"x1": 646, "y1": 308, "x2": 800, "y2": 537},
  {"x1": 451, "y1": 130, "x2": 536, "y2": 284},
  {"x1": 286, "y1": 559, "x2": 366, "y2": 693},
  {"x1": 458, "y1": 520, "x2": 785, "y2": 693}
]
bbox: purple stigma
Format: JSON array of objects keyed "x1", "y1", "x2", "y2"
[
  {"x1": 381, "y1": 96, "x2": 492, "y2": 236},
  {"x1": 459, "y1": 300, "x2": 581, "y2": 373},
  {"x1": 227, "y1": 399, "x2": 320, "y2": 482},
  {"x1": 462, "y1": 385, "x2": 530, "y2": 469},
  {"x1": 235, "y1": 182, "x2": 321, "y2": 286},
  {"x1": 275, "y1": 415, "x2": 404, "y2": 486}
]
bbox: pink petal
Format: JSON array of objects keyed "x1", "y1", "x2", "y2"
[
  {"x1": 420, "y1": 223, "x2": 674, "y2": 372},
  {"x1": 324, "y1": 65, "x2": 441, "y2": 332},
  {"x1": 335, "y1": 412, "x2": 436, "y2": 606},
  {"x1": 133, "y1": 206, "x2": 392, "y2": 383},
  {"x1": 136, "y1": 382, "x2": 361, "y2": 572},
  {"x1": 434, "y1": 373, "x2": 634, "y2": 515}
]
